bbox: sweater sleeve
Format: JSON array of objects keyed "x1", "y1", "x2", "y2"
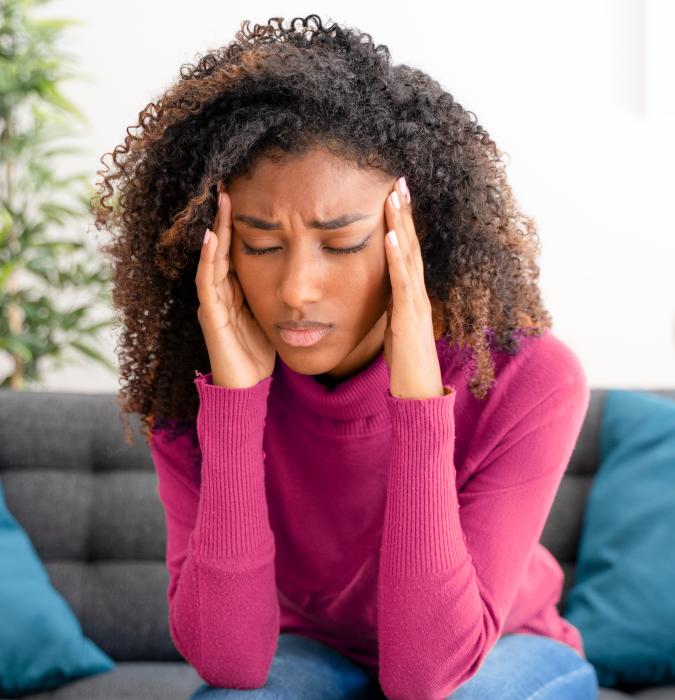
[
  {"x1": 149, "y1": 370, "x2": 279, "y2": 689},
  {"x1": 376, "y1": 372, "x2": 590, "y2": 700}
]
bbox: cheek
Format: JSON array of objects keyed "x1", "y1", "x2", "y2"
[
  {"x1": 233, "y1": 269, "x2": 264, "y2": 308},
  {"x1": 336, "y1": 255, "x2": 377, "y2": 285},
  {"x1": 229, "y1": 238, "x2": 240, "y2": 272},
  {"x1": 229, "y1": 243, "x2": 255, "y2": 284},
  {"x1": 366, "y1": 243, "x2": 391, "y2": 293},
  {"x1": 227, "y1": 256, "x2": 261, "y2": 308},
  {"x1": 340, "y1": 255, "x2": 390, "y2": 309}
]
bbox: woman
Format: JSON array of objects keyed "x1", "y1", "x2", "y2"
[{"x1": 92, "y1": 14, "x2": 599, "y2": 699}]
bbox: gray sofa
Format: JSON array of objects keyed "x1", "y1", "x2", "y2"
[{"x1": 1, "y1": 385, "x2": 674, "y2": 700}]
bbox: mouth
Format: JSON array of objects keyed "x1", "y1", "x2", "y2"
[{"x1": 277, "y1": 326, "x2": 333, "y2": 347}]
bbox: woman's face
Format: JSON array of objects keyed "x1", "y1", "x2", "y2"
[{"x1": 227, "y1": 147, "x2": 397, "y2": 385}]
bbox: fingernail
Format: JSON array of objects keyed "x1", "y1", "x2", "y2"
[
  {"x1": 390, "y1": 191, "x2": 400, "y2": 210},
  {"x1": 218, "y1": 191, "x2": 222, "y2": 208},
  {"x1": 386, "y1": 229, "x2": 398, "y2": 247},
  {"x1": 203, "y1": 228, "x2": 211, "y2": 245},
  {"x1": 397, "y1": 176, "x2": 410, "y2": 203}
]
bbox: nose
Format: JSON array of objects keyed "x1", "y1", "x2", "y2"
[{"x1": 276, "y1": 245, "x2": 325, "y2": 308}]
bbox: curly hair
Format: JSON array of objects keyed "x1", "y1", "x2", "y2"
[{"x1": 91, "y1": 13, "x2": 552, "y2": 447}]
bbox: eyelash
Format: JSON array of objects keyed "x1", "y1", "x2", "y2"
[{"x1": 242, "y1": 237, "x2": 372, "y2": 256}]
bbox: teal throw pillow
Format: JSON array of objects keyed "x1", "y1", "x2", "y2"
[
  {"x1": 564, "y1": 389, "x2": 675, "y2": 687},
  {"x1": 0, "y1": 479, "x2": 114, "y2": 697}
]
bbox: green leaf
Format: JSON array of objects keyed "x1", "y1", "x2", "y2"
[
  {"x1": 36, "y1": 82, "x2": 87, "y2": 121},
  {"x1": 79, "y1": 319, "x2": 115, "y2": 334},
  {"x1": 1, "y1": 0, "x2": 117, "y2": 387},
  {"x1": 70, "y1": 339, "x2": 117, "y2": 372},
  {"x1": 0, "y1": 336, "x2": 33, "y2": 362}
]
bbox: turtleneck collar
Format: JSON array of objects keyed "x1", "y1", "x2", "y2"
[
  {"x1": 269, "y1": 336, "x2": 459, "y2": 423},
  {"x1": 270, "y1": 344, "x2": 390, "y2": 422}
]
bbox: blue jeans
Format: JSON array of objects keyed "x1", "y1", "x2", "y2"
[{"x1": 188, "y1": 632, "x2": 599, "y2": 699}]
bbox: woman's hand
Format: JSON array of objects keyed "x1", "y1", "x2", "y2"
[
  {"x1": 195, "y1": 182, "x2": 277, "y2": 388},
  {"x1": 383, "y1": 177, "x2": 449, "y2": 400}
]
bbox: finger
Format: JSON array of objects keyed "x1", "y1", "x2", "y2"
[
  {"x1": 384, "y1": 227, "x2": 415, "y2": 310},
  {"x1": 385, "y1": 188, "x2": 422, "y2": 301},
  {"x1": 387, "y1": 180, "x2": 427, "y2": 299},
  {"x1": 394, "y1": 177, "x2": 426, "y2": 291},
  {"x1": 394, "y1": 177, "x2": 426, "y2": 287},
  {"x1": 212, "y1": 186, "x2": 232, "y2": 288},
  {"x1": 195, "y1": 228, "x2": 220, "y2": 310}
]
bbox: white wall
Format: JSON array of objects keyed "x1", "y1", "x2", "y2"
[{"x1": 19, "y1": 0, "x2": 675, "y2": 392}]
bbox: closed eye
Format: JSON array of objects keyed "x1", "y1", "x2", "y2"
[{"x1": 242, "y1": 236, "x2": 372, "y2": 256}]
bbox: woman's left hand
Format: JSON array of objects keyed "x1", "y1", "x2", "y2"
[{"x1": 383, "y1": 177, "x2": 449, "y2": 400}]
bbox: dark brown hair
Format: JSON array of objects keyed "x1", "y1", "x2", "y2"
[{"x1": 91, "y1": 14, "x2": 551, "y2": 446}]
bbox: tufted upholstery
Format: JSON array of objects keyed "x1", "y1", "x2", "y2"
[{"x1": 1, "y1": 386, "x2": 674, "y2": 699}]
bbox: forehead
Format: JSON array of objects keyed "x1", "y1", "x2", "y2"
[{"x1": 228, "y1": 148, "x2": 390, "y2": 211}]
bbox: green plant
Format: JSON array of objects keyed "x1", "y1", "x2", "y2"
[{"x1": 0, "y1": 0, "x2": 116, "y2": 390}]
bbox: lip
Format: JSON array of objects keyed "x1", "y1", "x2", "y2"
[
  {"x1": 277, "y1": 320, "x2": 332, "y2": 330},
  {"x1": 278, "y1": 326, "x2": 332, "y2": 347}
]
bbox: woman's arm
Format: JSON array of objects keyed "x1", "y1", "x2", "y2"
[
  {"x1": 150, "y1": 371, "x2": 279, "y2": 689},
  {"x1": 377, "y1": 374, "x2": 590, "y2": 700}
]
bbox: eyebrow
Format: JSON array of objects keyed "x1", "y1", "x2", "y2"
[{"x1": 233, "y1": 212, "x2": 375, "y2": 231}]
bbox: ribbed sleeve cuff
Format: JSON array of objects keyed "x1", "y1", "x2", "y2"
[
  {"x1": 191, "y1": 370, "x2": 274, "y2": 561},
  {"x1": 381, "y1": 385, "x2": 468, "y2": 576}
]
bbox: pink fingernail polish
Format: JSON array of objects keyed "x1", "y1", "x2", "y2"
[
  {"x1": 390, "y1": 191, "x2": 400, "y2": 210},
  {"x1": 398, "y1": 176, "x2": 410, "y2": 203},
  {"x1": 203, "y1": 228, "x2": 211, "y2": 245}
]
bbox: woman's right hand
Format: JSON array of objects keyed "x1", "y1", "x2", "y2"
[{"x1": 195, "y1": 182, "x2": 277, "y2": 389}]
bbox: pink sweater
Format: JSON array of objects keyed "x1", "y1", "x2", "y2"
[{"x1": 149, "y1": 328, "x2": 590, "y2": 700}]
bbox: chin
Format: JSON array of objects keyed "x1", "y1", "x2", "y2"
[{"x1": 277, "y1": 348, "x2": 338, "y2": 375}]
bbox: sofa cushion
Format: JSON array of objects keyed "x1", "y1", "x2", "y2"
[
  {"x1": 0, "y1": 480, "x2": 114, "y2": 697},
  {"x1": 10, "y1": 662, "x2": 203, "y2": 700},
  {"x1": 563, "y1": 389, "x2": 675, "y2": 687}
]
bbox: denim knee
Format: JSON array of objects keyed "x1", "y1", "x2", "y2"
[
  {"x1": 450, "y1": 633, "x2": 599, "y2": 700},
  {"x1": 186, "y1": 633, "x2": 380, "y2": 700}
]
